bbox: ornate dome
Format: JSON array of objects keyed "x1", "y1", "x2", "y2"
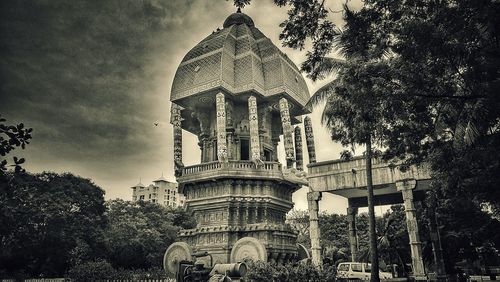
[
  {"x1": 170, "y1": 11, "x2": 310, "y2": 114},
  {"x1": 223, "y1": 9, "x2": 255, "y2": 28}
]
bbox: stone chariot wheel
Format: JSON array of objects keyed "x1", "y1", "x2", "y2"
[
  {"x1": 163, "y1": 242, "x2": 192, "y2": 278},
  {"x1": 230, "y1": 237, "x2": 267, "y2": 263}
]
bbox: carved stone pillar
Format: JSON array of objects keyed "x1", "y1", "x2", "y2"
[
  {"x1": 346, "y1": 206, "x2": 359, "y2": 261},
  {"x1": 396, "y1": 179, "x2": 426, "y2": 280},
  {"x1": 225, "y1": 100, "x2": 234, "y2": 159},
  {"x1": 279, "y1": 98, "x2": 295, "y2": 168},
  {"x1": 244, "y1": 202, "x2": 250, "y2": 225},
  {"x1": 294, "y1": 126, "x2": 303, "y2": 170},
  {"x1": 271, "y1": 137, "x2": 280, "y2": 162},
  {"x1": 259, "y1": 105, "x2": 271, "y2": 160},
  {"x1": 307, "y1": 191, "x2": 322, "y2": 269},
  {"x1": 171, "y1": 103, "x2": 183, "y2": 176},
  {"x1": 263, "y1": 202, "x2": 269, "y2": 224},
  {"x1": 248, "y1": 96, "x2": 261, "y2": 162},
  {"x1": 304, "y1": 116, "x2": 316, "y2": 163},
  {"x1": 197, "y1": 140, "x2": 204, "y2": 163},
  {"x1": 235, "y1": 205, "x2": 241, "y2": 226},
  {"x1": 216, "y1": 93, "x2": 228, "y2": 161},
  {"x1": 198, "y1": 111, "x2": 210, "y2": 163},
  {"x1": 252, "y1": 203, "x2": 258, "y2": 224}
]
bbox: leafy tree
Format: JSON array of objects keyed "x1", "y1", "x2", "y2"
[
  {"x1": 0, "y1": 172, "x2": 107, "y2": 277},
  {"x1": 303, "y1": 8, "x2": 389, "y2": 280},
  {"x1": 429, "y1": 187, "x2": 500, "y2": 274},
  {"x1": 104, "y1": 199, "x2": 195, "y2": 269},
  {"x1": 234, "y1": 0, "x2": 500, "y2": 277},
  {"x1": 286, "y1": 209, "x2": 311, "y2": 247},
  {"x1": 320, "y1": 212, "x2": 359, "y2": 266},
  {"x1": 0, "y1": 115, "x2": 32, "y2": 172},
  {"x1": 287, "y1": 210, "x2": 368, "y2": 266},
  {"x1": 378, "y1": 205, "x2": 411, "y2": 270}
]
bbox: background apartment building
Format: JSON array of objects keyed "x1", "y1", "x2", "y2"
[{"x1": 131, "y1": 175, "x2": 185, "y2": 208}]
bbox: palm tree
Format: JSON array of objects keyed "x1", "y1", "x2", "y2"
[
  {"x1": 307, "y1": 71, "x2": 381, "y2": 281},
  {"x1": 305, "y1": 7, "x2": 385, "y2": 281}
]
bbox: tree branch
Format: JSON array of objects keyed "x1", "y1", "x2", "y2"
[{"x1": 410, "y1": 93, "x2": 486, "y2": 100}]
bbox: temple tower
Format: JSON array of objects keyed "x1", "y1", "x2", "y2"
[{"x1": 163, "y1": 10, "x2": 311, "y2": 277}]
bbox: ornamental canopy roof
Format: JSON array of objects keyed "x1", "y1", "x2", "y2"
[{"x1": 170, "y1": 10, "x2": 310, "y2": 114}]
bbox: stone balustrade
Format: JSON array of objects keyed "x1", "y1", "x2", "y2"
[{"x1": 178, "y1": 160, "x2": 284, "y2": 184}]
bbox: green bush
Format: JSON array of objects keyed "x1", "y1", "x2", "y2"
[
  {"x1": 243, "y1": 261, "x2": 337, "y2": 282},
  {"x1": 67, "y1": 259, "x2": 116, "y2": 282},
  {"x1": 67, "y1": 260, "x2": 169, "y2": 281}
]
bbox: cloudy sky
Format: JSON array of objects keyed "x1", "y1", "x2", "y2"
[{"x1": 0, "y1": 0, "x2": 376, "y2": 214}]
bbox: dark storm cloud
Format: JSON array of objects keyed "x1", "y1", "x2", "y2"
[
  {"x1": 0, "y1": 0, "x2": 356, "y2": 213},
  {"x1": 0, "y1": 0, "x2": 197, "y2": 161},
  {"x1": 0, "y1": 0, "x2": 243, "y2": 200}
]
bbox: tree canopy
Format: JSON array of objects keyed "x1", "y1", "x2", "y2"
[
  {"x1": 0, "y1": 171, "x2": 196, "y2": 278},
  {"x1": 0, "y1": 115, "x2": 32, "y2": 172},
  {"x1": 233, "y1": 0, "x2": 500, "y2": 276},
  {"x1": 236, "y1": 0, "x2": 500, "y2": 208},
  {"x1": 0, "y1": 172, "x2": 107, "y2": 276},
  {"x1": 105, "y1": 199, "x2": 195, "y2": 269}
]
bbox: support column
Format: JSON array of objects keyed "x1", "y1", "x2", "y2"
[
  {"x1": 248, "y1": 96, "x2": 261, "y2": 162},
  {"x1": 347, "y1": 205, "x2": 359, "y2": 261},
  {"x1": 279, "y1": 98, "x2": 295, "y2": 168},
  {"x1": 197, "y1": 111, "x2": 210, "y2": 163},
  {"x1": 170, "y1": 103, "x2": 183, "y2": 177},
  {"x1": 263, "y1": 202, "x2": 269, "y2": 224},
  {"x1": 396, "y1": 179, "x2": 426, "y2": 280},
  {"x1": 225, "y1": 100, "x2": 234, "y2": 160},
  {"x1": 235, "y1": 205, "x2": 241, "y2": 226},
  {"x1": 271, "y1": 137, "x2": 280, "y2": 162},
  {"x1": 216, "y1": 93, "x2": 228, "y2": 162},
  {"x1": 259, "y1": 105, "x2": 270, "y2": 160},
  {"x1": 307, "y1": 191, "x2": 322, "y2": 269},
  {"x1": 304, "y1": 116, "x2": 316, "y2": 164},
  {"x1": 294, "y1": 126, "x2": 303, "y2": 170},
  {"x1": 428, "y1": 192, "x2": 447, "y2": 280}
]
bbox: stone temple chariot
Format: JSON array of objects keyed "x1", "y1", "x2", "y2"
[
  {"x1": 163, "y1": 10, "x2": 316, "y2": 277},
  {"x1": 162, "y1": 9, "x2": 449, "y2": 281}
]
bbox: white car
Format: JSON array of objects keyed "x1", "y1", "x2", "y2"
[{"x1": 337, "y1": 262, "x2": 393, "y2": 280}]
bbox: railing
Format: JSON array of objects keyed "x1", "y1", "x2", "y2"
[
  {"x1": 182, "y1": 161, "x2": 222, "y2": 174},
  {"x1": 182, "y1": 160, "x2": 282, "y2": 176},
  {"x1": 308, "y1": 156, "x2": 431, "y2": 191}
]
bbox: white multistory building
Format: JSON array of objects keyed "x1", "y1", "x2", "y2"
[{"x1": 131, "y1": 175, "x2": 185, "y2": 208}]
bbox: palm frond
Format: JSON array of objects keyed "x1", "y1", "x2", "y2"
[
  {"x1": 306, "y1": 79, "x2": 342, "y2": 109},
  {"x1": 310, "y1": 56, "x2": 348, "y2": 80},
  {"x1": 453, "y1": 101, "x2": 488, "y2": 149}
]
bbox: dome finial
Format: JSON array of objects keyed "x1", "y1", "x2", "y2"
[{"x1": 223, "y1": 9, "x2": 255, "y2": 28}]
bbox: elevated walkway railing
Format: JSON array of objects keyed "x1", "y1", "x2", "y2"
[{"x1": 307, "y1": 156, "x2": 431, "y2": 191}]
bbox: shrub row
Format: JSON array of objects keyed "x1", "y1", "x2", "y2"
[
  {"x1": 242, "y1": 261, "x2": 337, "y2": 282},
  {"x1": 67, "y1": 260, "x2": 171, "y2": 282}
]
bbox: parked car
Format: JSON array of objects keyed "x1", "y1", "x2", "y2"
[{"x1": 337, "y1": 262, "x2": 393, "y2": 280}]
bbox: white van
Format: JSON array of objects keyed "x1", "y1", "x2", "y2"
[{"x1": 337, "y1": 262, "x2": 393, "y2": 280}]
